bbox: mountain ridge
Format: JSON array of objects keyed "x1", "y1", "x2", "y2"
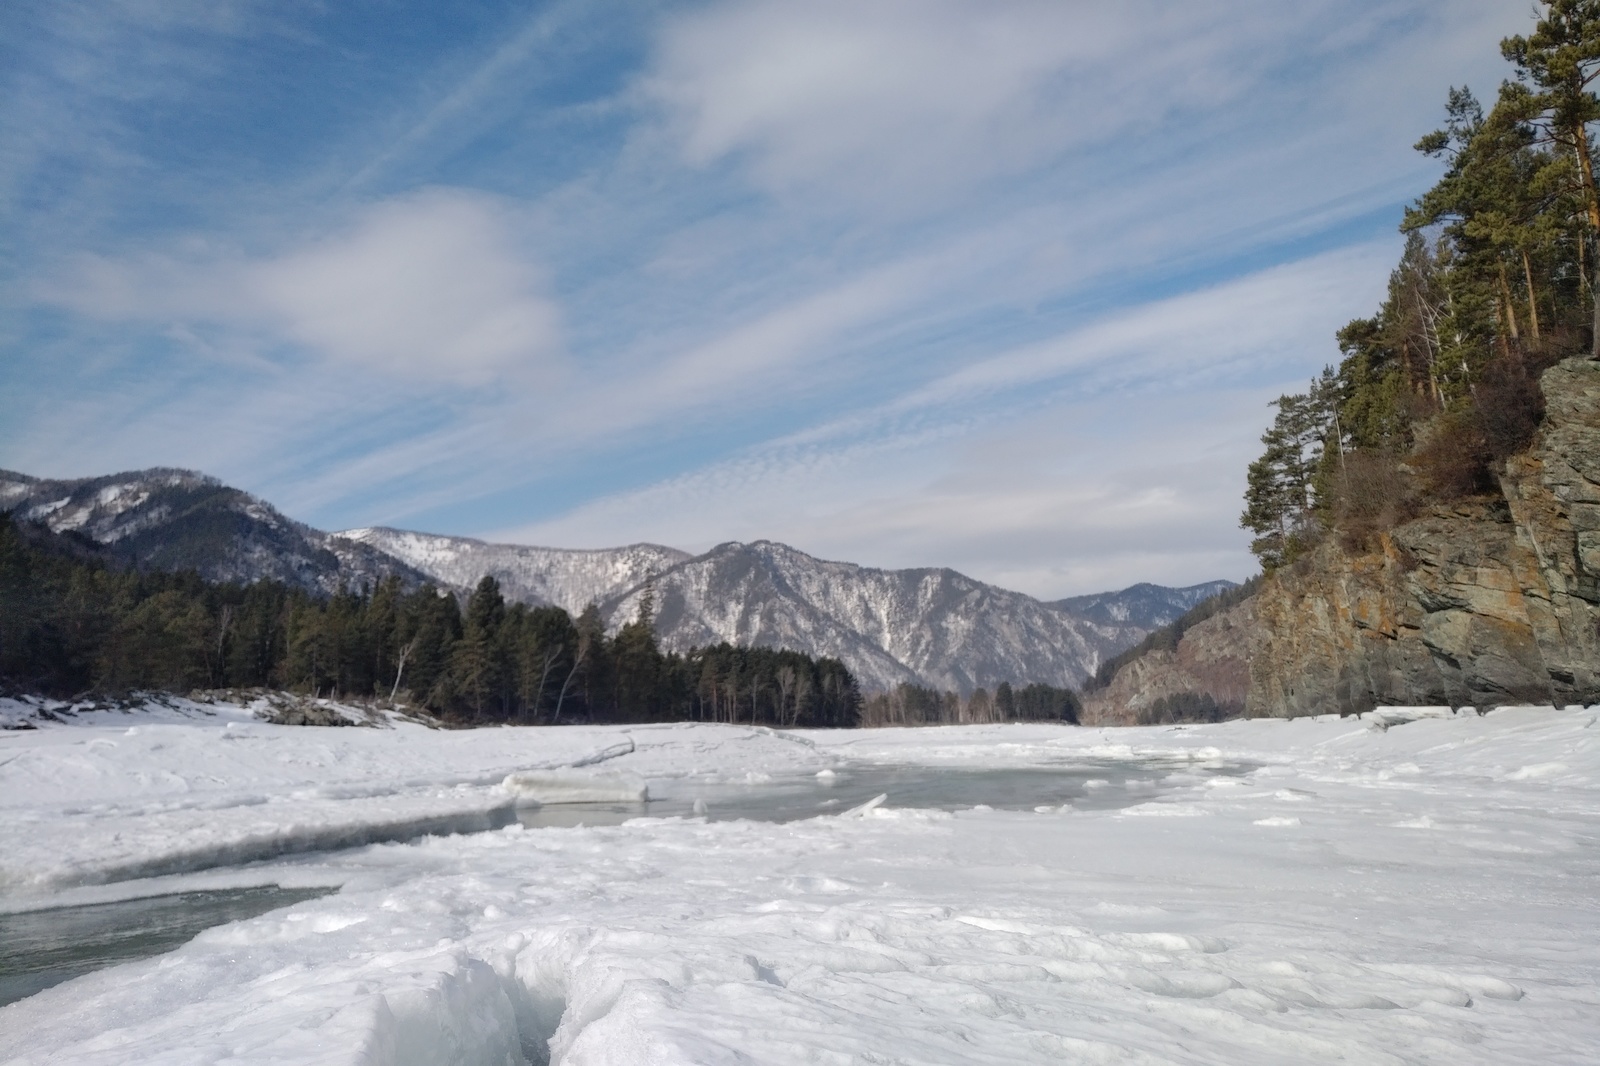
[
  {"x1": 2, "y1": 466, "x2": 1235, "y2": 692},
  {"x1": 338, "y1": 526, "x2": 690, "y2": 617},
  {"x1": 0, "y1": 467, "x2": 430, "y2": 594}
]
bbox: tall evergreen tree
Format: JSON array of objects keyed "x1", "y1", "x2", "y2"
[
  {"x1": 1240, "y1": 370, "x2": 1339, "y2": 569},
  {"x1": 453, "y1": 576, "x2": 506, "y2": 718},
  {"x1": 1501, "y1": 0, "x2": 1600, "y2": 355}
]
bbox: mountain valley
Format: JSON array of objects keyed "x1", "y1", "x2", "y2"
[{"x1": 1, "y1": 467, "x2": 1232, "y2": 691}]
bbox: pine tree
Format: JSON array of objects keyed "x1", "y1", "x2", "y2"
[
  {"x1": 1501, "y1": 0, "x2": 1600, "y2": 355},
  {"x1": 612, "y1": 586, "x2": 663, "y2": 721},
  {"x1": 1240, "y1": 375, "x2": 1338, "y2": 569},
  {"x1": 453, "y1": 575, "x2": 506, "y2": 718}
]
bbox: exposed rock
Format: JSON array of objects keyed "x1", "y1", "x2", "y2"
[
  {"x1": 1247, "y1": 358, "x2": 1600, "y2": 716},
  {"x1": 251, "y1": 694, "x2": 369, "y2": 727},
  {"x1": 1081, "y1": 596, "x2": 1260, "y2": 725}
]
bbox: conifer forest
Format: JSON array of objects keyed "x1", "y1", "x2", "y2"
[{"x1": 0, "y1": 515, "x2": 862, "y2": 727}]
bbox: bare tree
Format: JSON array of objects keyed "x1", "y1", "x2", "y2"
[{"x1": 389, "y1": 637, "x2": 417, "y2": 702}]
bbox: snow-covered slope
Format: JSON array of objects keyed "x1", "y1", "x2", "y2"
[
  {"x1": 338, "y1": 527, "x2": 691, "y2": 615},
  {"x1": 0, "y1": 468, "x2": 427, "y2": 595},
  {"x1": 600, "y1": 541, "x2": 1181, "y2": 691}
]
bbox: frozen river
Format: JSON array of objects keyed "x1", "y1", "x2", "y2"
[
  {"x1": 1, "y1": 699, "x2": 1596, "y2": 1065},
  {"x1": 519, "y1": 758, "x2": 1256, "y2": 828},
  {"x1": 0, "y1": 885, "x2": 332, "y2": 1007},
  {"x1": 2, "y1": 758, "x2": 1256, "y2": 1005}
]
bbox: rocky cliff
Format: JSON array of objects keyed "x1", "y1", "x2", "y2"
[
  {"x1": 1081, "y1": 596, "x2": 1259, "y2": 725},
  {"x1": 1247, "y1": 357, "x2": 1600, "y2": 715},
  {"x1": 1087, "y1": 357, "x2": 1599, "y2": 720}
]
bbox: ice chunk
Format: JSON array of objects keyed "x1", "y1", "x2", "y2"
[
  {"x1": 840, "y1": 793, "x2": 887, "y2": 817},
  {"x1": 500, "y1": 770, "x2": 648, "y2": 805},
  {"x1": 1362, "y1": 706, "x2": 1453, "y2": 729}
]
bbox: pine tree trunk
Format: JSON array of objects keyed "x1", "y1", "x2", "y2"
[
  {"x1": 1573, "y1": 123, "x2": 1600, "y2": 357},
  {"x1": 1579, "y1": 226, "x2": 1589, "y2": 296},
  {"x1": 1521, "y1": 250, "x2": 1542, "y2": 342},
  {"x1": 1498, "y1": 264, "x2": 1521, "y2": 342}
]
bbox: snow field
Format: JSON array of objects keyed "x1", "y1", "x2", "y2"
[{"x1": 1, "y1": 702, "x2": 1597, "y2": 1064}]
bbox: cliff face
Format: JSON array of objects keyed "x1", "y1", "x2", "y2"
[
  {"x1": 1248, "y1": 358, "x2": 1600, "y2": 716},
  {"x1": 1080, "y1": 596, "x2": 1259, "y2": 725}
]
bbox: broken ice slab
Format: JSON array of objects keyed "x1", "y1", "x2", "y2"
[{"x1": 501, "y1": 770, "x2": 649, "y2": 805}]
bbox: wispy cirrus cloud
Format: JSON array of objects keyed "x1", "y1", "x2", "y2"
[
  {"x1": 640, "y1": 0, "x2": 1511, "y2": 212},
  {"x1": 497, "y1": 240, "x2": 1393, "y2": 594}
]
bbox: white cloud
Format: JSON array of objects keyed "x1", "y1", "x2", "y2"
[
  {"x1": 538, "y1": 247, "x2": 950, "y2": 443},
  {"x1": 36, "y1": 189, "x2": 563, "y2": 384},
  {"x1": 640, "y1": 0, "x2": 1516, "y2": 211},
  {"x1": 644, "y1": 0, "x2": 1250, "y2": 201}
]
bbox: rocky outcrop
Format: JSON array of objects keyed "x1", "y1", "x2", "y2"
[
  {"x1": 1080, "y1": 596, "x2": 1260, "y2": 725},
  {"x1": 1247, "y1": 358, "x2": 1600, "y2": 716}
]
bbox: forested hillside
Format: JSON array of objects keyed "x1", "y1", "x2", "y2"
[
  {"x1": 1242, "y1": 8, "x2": 1600, "y2": 567},
  {"x1": 0, "y1": 514, "x2": 860, "y2": 727}
]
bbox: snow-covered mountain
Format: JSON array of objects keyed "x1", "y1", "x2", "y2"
[
  {"x1": 2, "y1": 466, "x2": 1235, "y2": 691},
  {"x1": 339, "y1": 532, "x2": 1213, "y2": 690},
  {"x1": 595, "y1": 541, "x2": 1221, "y2": 692},
  {"x1": 337, "y1": 527, "x2": 690, "y2": 616},
  {"x1": 0, "y1": 468, "x2": 428, "y2": 595}
]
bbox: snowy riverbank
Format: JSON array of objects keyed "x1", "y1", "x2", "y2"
[{"x1": 1, "y1": 698, "x2": 1597, "y2": 1064}]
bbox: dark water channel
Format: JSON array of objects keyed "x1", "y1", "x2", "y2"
[
  {"x1": 2, "y1": 760, "x2": 1250, "y2": 1008},
  {"x1": 0, "y1": 885, "x2": 330, "y2": 1007}
]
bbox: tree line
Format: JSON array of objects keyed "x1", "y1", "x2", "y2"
[
  {"x1": 0, "y1": 513, "x2": 860, "y2": 727},
  {"x1": 861, "y1": 680, "x2": 1080, "y2": 727},
  {"x1": 1243, "y1": 2, "x2": 1599, "y2": 568}
]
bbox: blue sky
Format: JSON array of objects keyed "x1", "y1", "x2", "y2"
[{"x1": 1, "y1": 0, "x2": 1527, "y2": 597}]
